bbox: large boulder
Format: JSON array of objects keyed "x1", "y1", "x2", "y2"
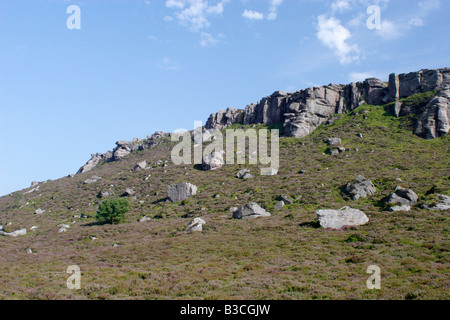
[
  {"x1": 232, "y1": 203, "x2": 271, "y2": 220},
  {"x1": 133, "y1": 161, "x2": 147, "y2": 172},
  {"x1": 383, "y1": 186, "x2": 418, "y2": 206},
  {"x1": 344, "y1": 175, "x2": 376, "y2": 200},
  {"x1": 167, "y1": 183, "x2": 198, "y2": 202},
  {"x1": 421, "y1": 194, "x2": 450, "y2": 211},
  {"x1": 316, "y1": 207, "x2": 369, "y2": 229}
]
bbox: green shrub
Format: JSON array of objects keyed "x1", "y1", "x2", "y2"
[{"x1": 96, "y1": 198, "x2": 130, "y2": 224}]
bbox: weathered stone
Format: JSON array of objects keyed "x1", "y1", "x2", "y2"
[
  {"x1": 84, "y1": 175, "x2": 102, "y2": 184},
  {"x1": 202, "y1": 151, "x2": 225, "y2": 171},
  {"x1": 326, "y1": 137, "x2": 342, "y2": 146},
  {"x1": 236, "y1": 169, "x2": 250, "y2": 178},
  {"x1": 0, "y1": 228, "x2": 27, "y2": 237},
  {"x1": 387, "y1": 205, "x2": 411, "y2": 212},
  {"x1": 167, "y1": 183, "x2": 198, "y2": 202},
  {"x1": 274, "y1": 201, "x2": 285, "y2": 210},
  {"x1": 415, "y1": 89, "x2": 450, "y2": 139},
  {"x1": 186, "y1": 218, "x2": 206, "y2": 232},
  {"x1": 279, "y1": 195, "x2": 293, "y2": 205},
  {"x1": 316, "y1": 207, "x2": 369, "y2": 229},
  {"x1": 139, "y1": 216, "x2": 152, "y2": 223},
  {"x1": 388, "y1": 73, "x2": 400, "y2": 102},
  {"x1": 133, "y1": 161, "x2": 147, "y2": 172},
  {"x1": 232, "y1": 203, "x2": 270, "y2": 220},
  {"x1": 383, "y1": 186, "x2": 418, "y2": 206},
  {"x1": 124, "y1": 188, "x2": 135, "y2": 197},
  {"x1": 242, "y1": 172, "x2": 255, "y2": 179},
  {"x1": 421, "y1": 194, "x2": 450, "y2": 211},
  {"x1": 345, "y1": 175, "x2": 376, "y2": 200},
  {"x1": 35, "y1": 208, "x2": 45, "y2": 215}
]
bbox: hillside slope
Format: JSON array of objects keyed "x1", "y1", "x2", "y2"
[{"x1": 0, "y1": 92, "x2": 448, "y2": 299}]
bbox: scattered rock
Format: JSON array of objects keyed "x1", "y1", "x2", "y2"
[
  {"x1": 232, "y1": 203, "x2": 271, "y2": 220},
  {"x1": 242, "y1": 172, "x2": 255, "y2": 179},
  {"x1": 26, "y1": 248, "x2": 33, "y2": 254},
  {"x1": 274, "y1": 201, "x2": 285, "y2": 210},
  {"x1": 167, "y1": 183, "x2": 198, "y2": 202},
  {"x1": 326, "y1": 138, "x2": 342, "y2": 146},
  {"x1": 123, "y1": 188, "x2": 135, "y2": 197},
  {"x1": 139, "y1": 216, "x2": 152, "y2": 223},
  {"x1": 316, "y1": 207, "x2": 369, "y2": 229},
  {"x1": 84, "y1": 175, "x2": 102, "y2": 184},
  {"x1": 30, "y1": 226, "x2": 38, "y2": 231},
  {"x1": 0, "y1": 228, "x2": 27, "y2": 237},
  {"x1": 236, "y1": 169, "x2": 250, "y2": 179},
  {"x1": 383, "y1": 186, "x2": 418, "y2": 206},
  {"x1": 133, "y1": 161, "x2": 147, "y2": 172},
  {"x1": 34, "y1": 208, "x2": 45, "y2": 215},
  {"x1": 229, "y1": 207, "x2": 238, "y2": 213},
  {"x1": 186, "y1": 218, "x2": 206, "y2": 232},
  {"x1": 279, "y1": 195, "x2": 293, "y2": 205},
  {"x1": 387, "y1": 205, "x2": 411, "y2": 212},
  {"x1": 98, "y1": 191, "x2": 110, "y2": 198},
  {"x1": 345, "y1": 175, "x2": 376, "y2": 200},
  {"x1": 202, "y1": 151, "x2": 225, "y2": 171},
  {"x1": 31, "y1": 181, "x2": 39, "y2": 187},
  {"x1": 58, "y1": 228, "x2": 67, "y2": 233},
  {"x1": 420, "y1": 194, "x2": 450, "y2": 211}
]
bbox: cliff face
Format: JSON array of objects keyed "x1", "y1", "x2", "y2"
[{"x1": 205, "y1": 68, "x2": 450, "y2": 139}]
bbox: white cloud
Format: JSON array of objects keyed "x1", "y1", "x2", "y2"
[
  {"x1": 242, "y1": 10, "x2": 264, "y2": 20},
  {"x1": 200, "y1": 32, "x2": 219, "y2": 47},
  {"x1": 165, "y1": 0, "x2": 229, "y2": 32},
  {"x1": 316, "y1": 15, "x2": 359, "y2": 65},
  {"x1": 331, "y1": 0, "x2": 351, "y2": 13},
  {"x1": 418, "y1": 0, "x2": 440, "y2": 11}
]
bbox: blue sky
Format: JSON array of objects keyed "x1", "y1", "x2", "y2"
[{"x1": 0, "y1": 0, "x2": 449, "y2": 196}]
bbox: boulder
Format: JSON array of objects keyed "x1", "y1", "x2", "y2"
[
  {"x1": 387, "y1": 205, "x2": 411, "y2": 212},
  {"x1": 326, "y1": 138, "x2": 342, "y2": 146},
  {"x1": 84, "y1": 175, "x2": 102, "y2": 184},
  {"x1": 274, "y1": 201, "x2": 285, "y2": 210},
  {"x1": 242, "y1": 172, "x2": 255, "y2": 179},
  {"x1": 383, "y1": 186, "x2": 418, "y2": 206},
  {"x1": 124, "y1": 188, "x2": 135, "y2": 197},
  {"x1": 316, "y1": 207, "x2": 369, "y2": 229},
  {"x1": 202, "y1": 151, "x2": 225, "y2": 171},
  {"x1": 186, "y1": 218, "x2": 206, "y2": 232},
  {"x1": 0, "y1": 228, "x2": 27, "y2": 237},
  {"x1": 98, "y1": 191, "x2": 110, "y2": 198},
  {"x1": 35, "y1": 208, "x2": 45, "y2": 215},
  {"x1": 345, "y1": 175, "x2": 376, "y2": 200},
  {"x1": 133, "y1": 161, "x2": 147, "y2": 172},
  {"x1": 236, "y1": 169, "x2": 250, "y2": 178},
  {"x1": 139, "y1": 216, "x2": 152, "y2": 223},
  {"x1": 232, "y1": 203, "x2": 271, "y2": 220},
  {"x1": 421, "y1": 194, "x2": 450, "y2": 211},
  {"x1": 279, "y1": 195, "x2": 293, "y2": 205},
  {"x1": 167, "y1": 183, "x2": 198, "y2": 202}
]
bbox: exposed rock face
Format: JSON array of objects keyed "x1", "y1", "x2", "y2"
[
  {"x1": 84, "y1": 175, "x2": 102, "y2": 184},
  {"x1": 316, "y1": 207, "x2": 369, "y2": 229},
  {"x1": 202, "y1": 151, "x2": 225, "y2": 171},
  {"x1": 383, "y1": 186, "x2": 418, "y2": 206},
  {"x1": 387, "y1": 204, "x2": 411, "y2": 212},
  {"x1": 133, "y1": 161, "x2": 147, "y2": 172},
  {"x1": 232, "y1": 203, "x2": 270, "y2": 220},
  {"x1": 186, "y1": 218, "x2": 206, "y2": 232},
  {"x1": 167, "y1": 183, "x2": 198, "y2": 202},
  {"x1": 345, "y1": 175, "x2": 376, "y2": 200},
  {"x1": 205, "y1": 68, "x2": 450, "y2": 140},
  {"x1": 415, "y1": 89, "x2": 450, "y2": 139},
  {"x1": 76, "y1": 132, "x2": 169, "y2": 175}
]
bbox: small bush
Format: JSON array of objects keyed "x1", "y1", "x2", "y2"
[{"x1": 96, "y1": 198, "x2": 130, "y2": 224}]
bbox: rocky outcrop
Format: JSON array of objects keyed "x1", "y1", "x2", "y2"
[
  {"x1": 167, "y1": 183, "x2": 198, "y2": 202},
  {"x1": 415, "y1": 89, "x2": 450, "y2": 139},
  {"x1": 76, "y1": 132, "x2": 170, "y2": 175},
  {"x1": 421, "y1": 194, "x2": 450, "y2": 211},
  {"x1": 205, "y1": 68, "x2": 450, "y2": 139},
  {"x1": 316, "y1": 207, "x2": 369, "y2": 229},
  {"x1": 232, "y1": 203, "x2": 270, "y2": 220},
  {"x1": 0, "y1": 228, "x2": 27, "y2": 237}
]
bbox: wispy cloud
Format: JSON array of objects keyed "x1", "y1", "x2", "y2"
[
  {"x1": 242, "y1": 0, "x2": 283, "y2": 21},
  {"x1": 165, "y1": 0, "x2": 229, "y2": 32},
  {"x1": 200, "y1": 32, "x2": 224, "y2": 47}
]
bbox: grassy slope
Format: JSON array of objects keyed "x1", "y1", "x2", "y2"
[{"x1": 0, "y1": 95, "x2": 449, "y2": 300}]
